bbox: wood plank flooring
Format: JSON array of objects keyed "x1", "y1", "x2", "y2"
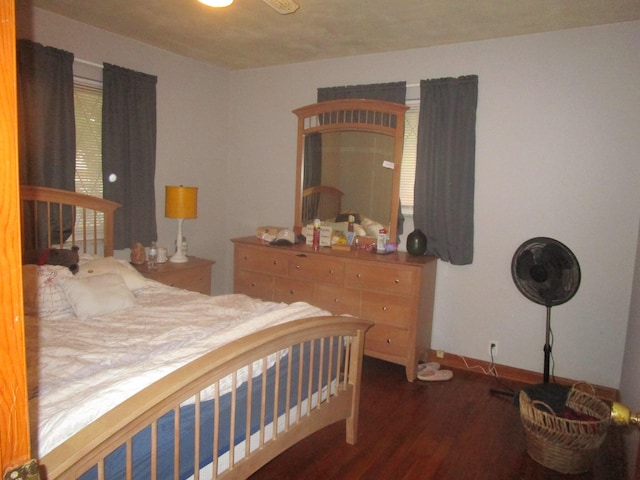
[{"x1": 249, "y1": 356, "x2": 626, "y2": 480}]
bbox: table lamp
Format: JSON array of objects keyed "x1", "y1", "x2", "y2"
[{"x1": 165, "y1": 185, "x2": 198, "y2": 263}]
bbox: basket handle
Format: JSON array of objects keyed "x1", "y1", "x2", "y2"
[
  {"x1": 531, "y1": 400, "x2": 557, "y2": 415},
  {"x1": 572, "y1": 382, "x2": 597, "y2": 396}
]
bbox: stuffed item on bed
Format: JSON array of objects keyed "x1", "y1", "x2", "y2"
[{"x1": 23, "y1": 246, "x2": 80, "y2": 274}]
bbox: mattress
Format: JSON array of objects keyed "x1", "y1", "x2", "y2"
[{"x1": 25, "y1": 281, "x2": 330, "y2": 458}]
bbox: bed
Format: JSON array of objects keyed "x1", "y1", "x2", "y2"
[
  {"x1": 20, "y1": 185, "x2": 372, "y2": 479},
  {"x1": 301, "y1": 185, "x2": 343, "y2": 226}
]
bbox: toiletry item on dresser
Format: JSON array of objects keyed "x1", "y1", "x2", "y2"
[
  {"x1": 376, "y1": 228, "x2": 388, "y2": 254},
  {"x1": 312, "y1": 219, "x2": 321, "y2": 251}
]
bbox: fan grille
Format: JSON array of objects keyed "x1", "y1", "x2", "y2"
[{"x1": 511, "y1": 237, "x2": 581, "y2": 307}]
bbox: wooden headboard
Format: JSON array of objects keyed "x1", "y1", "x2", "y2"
[
  {"x1": 301, "y1": 185, "x2": 343, "y2": 226},
  {"x1": 20, "y1": 186, "x2": 121, "y2": 257}
]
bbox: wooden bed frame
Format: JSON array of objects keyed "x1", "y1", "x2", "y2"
[
  {"x1": 301, "y1": 185, "x2": 343, "y2": 225},
  {"x1": 20, "y1": 186, "x2": 372, "y2": 479}
]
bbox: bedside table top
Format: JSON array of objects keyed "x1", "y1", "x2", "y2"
[{"x1": 133, "y1": 256, "x2": 215, "y2": 274}]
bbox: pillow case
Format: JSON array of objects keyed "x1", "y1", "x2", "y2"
[
  {"x1": 22, "y1": 264, "x2": 75, "y2": 319},
  {"x1": 59, "y1": 273, "x2": 136, "y2": 320},
  {"x1": 76, "y1": 256, "x2": 149, "y2": 290}
]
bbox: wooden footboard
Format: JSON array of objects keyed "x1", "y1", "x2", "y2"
[{"x1": 40, "y1": 316, "x2": 372, "y2": 480}]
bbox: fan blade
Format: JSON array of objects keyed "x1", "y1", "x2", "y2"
[{"x1": 262, "y1": 0, "x2": 300, "y2": 14}]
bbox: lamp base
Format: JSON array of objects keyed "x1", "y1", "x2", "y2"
[{"x1": 170, "y1": 251, "x2": 189, "y2": 263}]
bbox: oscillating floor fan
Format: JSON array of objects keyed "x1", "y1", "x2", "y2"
[{"x1": 511, "y1": 237, "x2": 581, "y2": 383}]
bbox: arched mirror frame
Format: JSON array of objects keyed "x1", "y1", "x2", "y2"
[{"x1": 293, "y1": 99, "x2": 408, "y2": 242}]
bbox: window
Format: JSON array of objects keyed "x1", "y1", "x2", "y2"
[
  {"x1": 399, "y1": 100, "x2": 419, "y2": 213},
  {"x1": 73, "y1": 79, "x2": 104, "y2": 236}
]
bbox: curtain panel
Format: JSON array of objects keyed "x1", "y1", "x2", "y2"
[
  {"x1": 102, "y1": 64, "x2": 158, "y2": 249},
  {"x1": 16, "y1": 40, "x2": 76, "y2": 248},
  {"x1": 317, "y1": 81, "x2": 407, "y2": 104},
  {"x1": 413, "y1": 75, "x2": 478, "y2": 265}
]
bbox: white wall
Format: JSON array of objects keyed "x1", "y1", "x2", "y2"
[
  {"x1": 227, "y1": 22, "x2": 640, "y2": 389},
  {"x1": 621, "y1": 219, "x2": 640, "y2": 477},
  {"x1": 21, "y1": 5, "x2": 640, "y2": 389},
  {"x1": 16, "y1": 5, "x2": 232, "y2": 295}
]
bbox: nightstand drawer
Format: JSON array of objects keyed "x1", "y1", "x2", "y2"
[{"x1": 135, "y1": 256, "x2": 214, "y2": 295}]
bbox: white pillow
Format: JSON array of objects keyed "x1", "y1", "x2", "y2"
[
  {"x1": 23, "y1": 265, "x2": 75, "y2": 319},
  {"x1": 59, "y1": 273, "x2": 136, "y2": 320},
  {"x1": 76, "y1": 256, "x2": 149, "y2": 290}
]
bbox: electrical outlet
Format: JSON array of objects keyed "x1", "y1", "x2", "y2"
[{"x1": 489, "y1": 341, "x2": 498, "y2": 359}]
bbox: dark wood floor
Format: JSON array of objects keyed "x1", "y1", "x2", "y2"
[{"x1": 249, "y1": 356, "x2": 626, "y2": 480}]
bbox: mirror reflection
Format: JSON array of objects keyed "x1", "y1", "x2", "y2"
[
  {"x1": 301, "y1": 131, "x2": 395, "y2": 237},
  {"x1": 294, "y1": 99, "x2": 408, "y2": 242}
]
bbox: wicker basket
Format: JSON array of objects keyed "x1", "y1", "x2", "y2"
[{"x1": 519, "y1": 385, "x2": 611, "y2": 474}]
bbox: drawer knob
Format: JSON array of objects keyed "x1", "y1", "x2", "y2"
[
  {"x1": 296, "y1": 265, "x2": 302, "y2": 269},
  {"x1": 382, "y1": 306, "x2": 388, "y2": 311},
  {"x1": 386, "y1": 338, "x2": 392, "y2": 344},
  {"x1": 394, "y1": 279, "x2": 400, "y2": 284},
  {"x1": 250, "y1": 282, "x2": 257, "y2": 287},
  {"x1": 329, "y1": 269, "x2": 334, "y2": 274},
  {"x1": 273, "y1": 260, "x2": 279, "y2": 265},
  {"x1": 289, "y1": 290, "x2": 295, "y2": 295},
  {"x1": 356, "y1": 273, "x2": 362, "y2": 278},
  {"x1": 333, "y1": 298, "x2": 339, "y2": 303}
]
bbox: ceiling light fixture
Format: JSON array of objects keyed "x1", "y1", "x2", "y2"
[
  {"x1": 262, "y1": 0, "x2": 299, "y2": 14},
  {"x1": 198, "y1": 0, "x2": 233, "y2": 7}
]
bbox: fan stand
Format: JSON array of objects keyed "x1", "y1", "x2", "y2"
[
  {"x1": 543, "y1": 306, "x2": 552, "y2": 383},
  {"x1": 491, "y1": 237, "x2": 580, "y2": 399}
]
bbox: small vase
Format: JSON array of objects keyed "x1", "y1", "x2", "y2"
[{"x1": 406, "y1": 229, "x2": 427, "y2": 256}]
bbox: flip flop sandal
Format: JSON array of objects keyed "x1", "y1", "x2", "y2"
[
  {"x1": 418, "y1": 369, "x2": 453, "y2": 382},
  {"x1": 417, "y1": 362, "x2": 440, "y2": 374}
]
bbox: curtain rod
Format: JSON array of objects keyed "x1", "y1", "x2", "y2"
[{"x1": 74, "y1": 58, "x2": 103, "y2": 69}]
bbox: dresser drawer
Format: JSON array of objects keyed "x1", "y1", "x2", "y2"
[
  {"x1": 287, "y1": 255, "x2": 344, "y2": 285},
  {"x1": 234, "y1": 270, "x2": 274, "y2": 301},
  {"x1": 361, "y1": 291, "x2": 412, "y2": 327},
  {"x1": 365, "y1": 324, "x2": 409, "y2": 360},
  {"x1": 315, "y1": 284, "x2": 361, "y2": 315},
  {"x1": 274, "y1": 277, "x2": 315, "y2": 304},
  {"x1": 345, "y1": 263, "x2": 415, "y2": 296},
  {"x1": 235, "y1": 245, "x2": 288, "y2": 275}
]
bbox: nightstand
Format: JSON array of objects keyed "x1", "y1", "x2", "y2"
[{"x1": 134, "y1": 256, "x2": 214, "y2": 295}]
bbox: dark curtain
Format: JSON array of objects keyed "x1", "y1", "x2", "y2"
[
  {"x1": 303, "y1": 133, "x2": 322, "y2": 189},
  {"x1": 16, "y1": 40, "x2": 75, "y2": 248},
  {"x1": 317, "y1": 81, "x2": 407, "y2": 104},
  {"x1": 102, "y1": 63, "x2": 157, "y2": 249},
  {"x1": 413, "y1": 75, "x2": 478, "y2": 265}
]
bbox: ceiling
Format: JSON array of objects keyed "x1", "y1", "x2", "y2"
[{"x1": 22, "y1": 0, "x2": 640, "y2": 70}]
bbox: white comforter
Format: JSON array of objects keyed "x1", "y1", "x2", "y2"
[{"x1": 26, "y1": 283, "x2": 329, "y2": 458}]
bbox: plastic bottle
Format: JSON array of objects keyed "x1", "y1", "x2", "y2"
[
  {"x1": 376, "y1": 228, "x2": 387, "y2": 253},
  {"x1": 348, "y1": 214, "x2": 354, "y2": 232},
  {"x1": 148, "y1": 241, "x2": 158, "y2": 269},
  {"x1": 312, "y1": 219, "x2": 321, "y2": 251}
]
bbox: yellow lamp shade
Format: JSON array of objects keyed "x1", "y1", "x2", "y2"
[{"x1": 165, "y1": 186, "x2": 198, "y2": 219}]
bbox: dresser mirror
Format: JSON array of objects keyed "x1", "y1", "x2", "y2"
[{"x1": 293, "y1": 99, "x2": 408, "y2": 242}]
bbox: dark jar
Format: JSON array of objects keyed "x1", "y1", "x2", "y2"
[{"x1": 406, "y1": 229, "x2": 427, "y2": 256}]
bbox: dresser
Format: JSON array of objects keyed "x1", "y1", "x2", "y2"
[
  {"x1": 232, "y1": 236, "x2": 436, "y2": 381},
  {"x1": 134, "y1": 256, "x2": 214, "y2": 295}
]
